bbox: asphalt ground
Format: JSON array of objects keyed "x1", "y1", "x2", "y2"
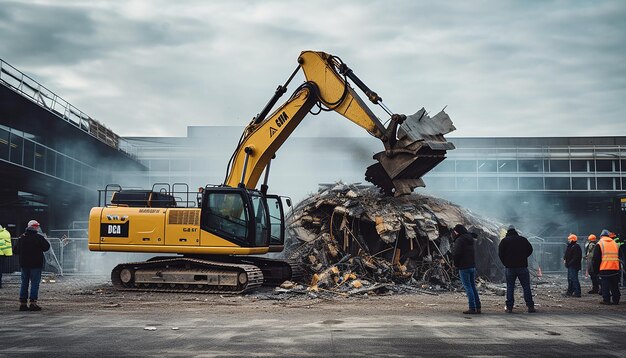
[{"x1": 0, "y1": 274, "x2": 625, "y2": 357}]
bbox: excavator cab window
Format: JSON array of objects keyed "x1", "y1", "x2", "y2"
[
  {"x1": 265, "y1": 194, "x2": 285, "y2": 246},
  {"x1": 200, "y1": 187, "x2": 270, "y2": 247},
  {"x1": 202, "y1": 190, "x2": 249, "y2": 245},
  {"x1": 250, "y1": 194, "x2": 269, "y2": 247}
]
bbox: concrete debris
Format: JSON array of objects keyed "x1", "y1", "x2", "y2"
[{"x1": 284, "y1": 183, "x2": 505, "y2": 295}]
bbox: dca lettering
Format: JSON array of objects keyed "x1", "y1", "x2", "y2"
[{"x1": 108, "y1": 225, "x2": 122, "y2": 234}]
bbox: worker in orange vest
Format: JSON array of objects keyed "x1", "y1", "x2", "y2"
[{"x1": 591, "y1": 229, "x2": 621, "y2": 305}]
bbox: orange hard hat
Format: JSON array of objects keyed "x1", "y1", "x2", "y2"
[
  {"x1": 568, "y1": 234, "x2": 577, "y2": 242},
  {"x1": 588, "y1": 234, "x2": 597, "y2": 241}
]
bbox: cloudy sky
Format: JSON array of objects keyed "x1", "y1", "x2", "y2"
[{"x1": 1, "y1": 0, "x2": 624, "y2": 138}]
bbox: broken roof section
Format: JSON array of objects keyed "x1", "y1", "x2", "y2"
[
  {"x1": 284, "y1": 182, "x2": 504, "y2": 295},
  {"x1": 366, "y1": 108, "x2": 456, "y2": 196}
]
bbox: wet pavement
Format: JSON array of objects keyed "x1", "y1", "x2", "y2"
[{"x1": 1, "y1": 308, "x2": 625, "y2": 357}]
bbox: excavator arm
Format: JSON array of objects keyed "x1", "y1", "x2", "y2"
[{"x1": 225, "y1": 50, "x2": 455, "y2": 195}]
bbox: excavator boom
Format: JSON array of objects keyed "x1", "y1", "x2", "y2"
[{"x1": 225, "y1": 50, "x2": 455, "y2": 196}]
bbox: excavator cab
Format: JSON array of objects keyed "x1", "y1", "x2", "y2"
[
  {"x1": 200, "y1": 186, "x2": 270, "y2": 248},
  {"x1": 199, "y1": 186, "x2": 288, "y2": 250}
]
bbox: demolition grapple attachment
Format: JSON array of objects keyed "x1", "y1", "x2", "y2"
[{"x1": 365, "y1": 108, "x2": 456, "y2": 196}]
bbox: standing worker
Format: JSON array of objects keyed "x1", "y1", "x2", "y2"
[
  {"x1": 13, "y1": 220, "x2": 50, "y2": 311},
  {"x1": 563, "y1": 234, "x2": 582, "y2": 297},
  {"x1": 610, "y1": 232, "x2": 626, "y2": 286},
  {"x1": 0, "y1": 225, "x2": 13, "y2": 289},
  {"x1": 498, "y1": 225, "x2": 536, "y2": 313},
  {"x1": 451, "y1": 224, "x2": 481, "y2": 314},
  {"x1": 592, "y1": 229, "x2": 620, "y2": 305},
  {"x1": 585, "y1": 234, "x2": 600, "y2": 294}
]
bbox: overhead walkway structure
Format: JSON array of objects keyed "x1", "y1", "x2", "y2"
[{"x1": 0, "y1": 58, "x2": 146, "y2": 232}]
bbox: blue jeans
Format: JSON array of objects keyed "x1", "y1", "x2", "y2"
[
  {"x1": 505, "y1": 267, "x2": 535, "y2": 309},
  {"x1": 459, "y1": 267, "x2": 481, "y2": 310},
  {"x1": 566, "y1": 267, "x2": 581, "y2": 295},
  {"x1": 20, "y1": 268, "x2": 42, "y2": 301}
]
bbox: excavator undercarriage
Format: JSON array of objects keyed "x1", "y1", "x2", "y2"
[{"x1": 111, "y1": 256, "x2": 303, "y2": 294}]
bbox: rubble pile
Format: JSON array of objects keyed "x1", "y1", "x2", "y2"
[{"x1": 284, "y1": 183, "x2": 505, "y2": 295}]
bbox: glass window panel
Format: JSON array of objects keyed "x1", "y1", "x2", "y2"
[
  {"x1": 204, "y1": 192, "x2": 249, "y2": 243},
  {"x1": 596, "y1": 160, "x2": 615, "y2": 172},
  {"x1": 169, "y1": 160, "x2": 190, "y2": 172},
  {"x1": 457, "y1": 177, "x2": 477, "y2": 190},
  {"x1": 432, "y1": 161, "x2": 454, "y2": 172},
  {"x1": 597, "y1": 177, "x2": 614, "y2": 190},
  {"x1": 46, "y1": 150, "x2": 56, "y2": 176},
  {"x1": 56, "y1": 154, "x2": 65, "y2": 179},
  {"x1": 519, "y1": 177, "x2": 543, "y2": 190},
  {"x1": 498, "y1": 177, "x2": 518, "y2": 190},
  {"x1": 549, "y1": 160, "x2": 569, "y2": 172},
  {"x1": 519, "y1": 160, "x2": 542, "y2": 172},
  {"x1": 497, "y1": 160, "x2": 517, "y2": 172},
  {"x1": 251, "y1": 195, "x2": 269, "y2": 246},
  {"x1": 478, "y1": 160, "x2": 497, "y2": 172},
  {"x1": 478, "y1": 177, "x2": 497, "y2": 190},
  {"x1": 35, "y1": 144, "x2": 45, "y2": 172},
  {"x1": 620, "y1": 160, "x2": 626, "y2": 172},
  {"x1": 427, "y1": 177, "x2": 455, "y2": 189},
  {"x1": 572, "y1": 178, "x2": 589, "y2": 190},
  {"x1": 150, "y1": 159, "x2": 170, "y2": 171},
  {"x1": 64, "y1": 157, "x2": 74, "y2": 181},
  {"x1": 74, "y1": 162, "x2": 82, "y2": 184},
  {"x1": 545, "y1": 177, "x2": 570, "y2": 190},
  {"x1": 9, "y1": 133, "x2": 23, "y2": 164},
  {"x1": 455, "y1": 160, "x2": 476, "y2": 173},
  {"x1": 23, "y1": 140, "x2": 34, "y2": 169},
  {"x1": 0, "y1": 128, "x2": 9, "y2": 160},
  {"x1": 571, "y1": 160, "x2": 589, "y2": 172}
]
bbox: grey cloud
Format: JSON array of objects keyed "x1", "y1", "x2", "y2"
[{"x1": 0, "y1": 1, "x2": 207, "y2": 66}]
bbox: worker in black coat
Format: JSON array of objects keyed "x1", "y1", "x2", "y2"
[
  {"x1": 451, "y1": 224, "x2": 481, "y2": 314},
  {"x1": 498, "y1": 225, "x2": 535, "y2": 313},
  {"x1": 13, "y1": 220, "x2": 50, "y2": 311},
  {"x1": 563, "y1": 234, "x2": 582, "y2": 297}
]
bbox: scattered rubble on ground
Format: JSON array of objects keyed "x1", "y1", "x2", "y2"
[{"x1": 283, "y1": 183, "x2": 506, "y2": 296}]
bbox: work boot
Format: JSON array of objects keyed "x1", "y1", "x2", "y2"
[
  {"x1": 599, "y1": 301, "x2": 611, "y2": 305},
  {"x1": 505, "y1": 307, "x2": 513, "y2": 313},
  {"x1": 463, "y1": 309, "x2": 478, "y2": 314},
  {"x1": 19, "y1": 299, "x2": 28, "y2": 311},
  {"x1": 29, "y1": 300, "x2": 41, "y2": 311},
  {"x1": 476, "y1": 308, "x2": 481, "y2": 314},
  {"x1": 527, "y1": 306, "x2": 536, "y2": 313},
  {"x1": 572, "y1": 293, "x2": 581, "y2": 298},
  {"x1": 588, "y1": 289, "x2": 598, "y2": 294},
  {"x1": 562, "y1": 291, "x2": 572, "y2": 297}
]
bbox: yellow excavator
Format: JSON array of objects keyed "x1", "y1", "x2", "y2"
[{"x1": 88, "y1": 50, "x2": 455, "y2": 293}]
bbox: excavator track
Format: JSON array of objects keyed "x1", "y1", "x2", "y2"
[
  {"x1": 111, "y1": 257, "x2": 263, "y2": 294},
  {"x1": 234, "y1": 257, "x2": 304, "y2": 285}
]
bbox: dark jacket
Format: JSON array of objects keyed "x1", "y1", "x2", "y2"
[
  {"x1": 498, "y1": 229, "x2": 533, "y2": 268},
  {"x1": 452, "y1": 232, "x2": 477, "y2": 270},
  {"x1": 563, "y1": 242, "x2": 582, "y2": 270},
  {"x1": 591, "y1": 237, "x2": 620, "y2": 277},
  {"x1": 13, "y1": 229, "x2": 50, "y2": 268}
]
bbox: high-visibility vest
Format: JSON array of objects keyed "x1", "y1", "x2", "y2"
[
  {"x1": 599, "y1": 237, "x2": 619, "y2": 271},
  {"x1": 0, "y1": 229, "x2": 12, "y2": 256}
]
